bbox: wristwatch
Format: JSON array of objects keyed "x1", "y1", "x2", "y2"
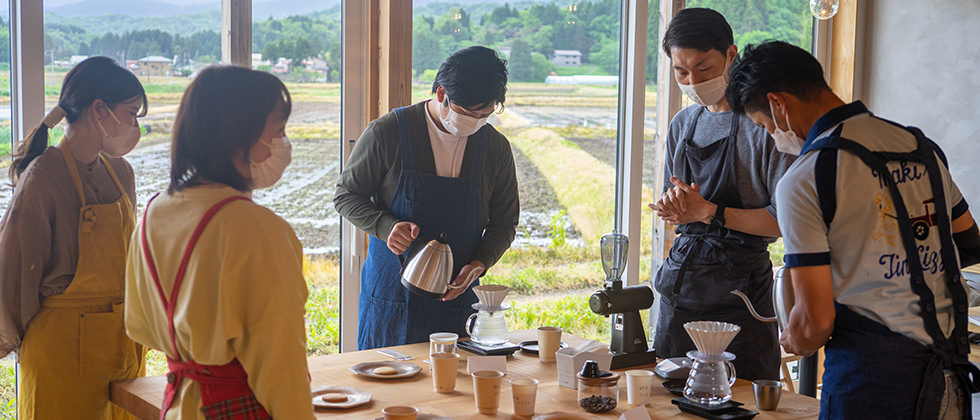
[{"x1": 710, "y1": 205, "x2": 726, "y2": 229}]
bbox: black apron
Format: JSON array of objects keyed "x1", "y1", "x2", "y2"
[
  {"x1": 653, "y1": 107, "x2": 780, "y2": 381},
  {"x1": 805, "y1": 126, "x2": 980, "y2": 420}
]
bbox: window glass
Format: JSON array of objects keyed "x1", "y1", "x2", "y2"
[{"x1": 413, "y1": 1, "x2": 629, "y2": 341}]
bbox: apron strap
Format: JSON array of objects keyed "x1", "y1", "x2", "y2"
[
  {"x1": 58, "y1": 139, "x2": 89, "y2": 206},
  {"x1": 140, "y1": 193, "x2": 251, "y2": 359},
  {"x1": 99, "y1": 153, "x2": 133, "y2": 213},
  {"x1": 807, "y1": 129, "x2": 979, "y2": 417},
  {"x1": 394, "y1": 106, "x2": 416, "y2": 172}
]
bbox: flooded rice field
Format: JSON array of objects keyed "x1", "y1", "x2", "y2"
[{"x1": 1, "y1": 98, "x2": 662, "y2": 255}]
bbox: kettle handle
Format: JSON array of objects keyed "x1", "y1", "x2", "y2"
[
  {"x1": 465, "y1": 312, "x2": 479, "y2": 337},
  {"x1": 725, "y1": 361, "x2": 737, "y2": 387}
]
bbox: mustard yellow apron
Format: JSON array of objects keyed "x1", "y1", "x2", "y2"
[{"x1": 17, "y1": 141, "x2": 145, "y2": 420}]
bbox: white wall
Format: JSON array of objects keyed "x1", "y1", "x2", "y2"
[{"x1": 860, "y1": 0, "x2": 980, "y2": 210}]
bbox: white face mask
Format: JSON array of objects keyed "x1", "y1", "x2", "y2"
[
  {"x1": 440, "y1": 98, "x2": 488, "y2": 137},
  {"x1": 769, "y1": 101, "x2": 805, "y2": 155},
  {"x1": 679, "y1": 74, "x2": 728, "y2": 107},
  {"x1": 96, "y1": 107, "x2": 140, "y2": 158},
  {"x1": 249, "y1": 136, "x2": 292, "y2": 189}
]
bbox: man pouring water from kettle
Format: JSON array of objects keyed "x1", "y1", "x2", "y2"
[
  {"x1": 726, "y1": 41, "x2": 980, "y2": 419},
  {"x1": 335, "y1": 46, "x2": 519, "y2": 350},
  {"x1": 649, "y1": 8, "x2": 796, "y2": 381}
]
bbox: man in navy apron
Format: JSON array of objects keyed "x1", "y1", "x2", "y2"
[
  {"x1": 727, "y1": 41, "x2": 980, "y2": 419},
  {"x1": 335, "y1": 46, "x2": 519, "y2": 350},
  {"x1": 650, "y1": 8, "x2": 796, "y2": 381}
]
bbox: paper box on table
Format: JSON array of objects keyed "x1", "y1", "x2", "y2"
[{"x1": 556, "y1": 348, "x2": 613, "y2": 389}]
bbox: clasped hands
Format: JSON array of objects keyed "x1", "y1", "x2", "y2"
[
  {"x1": 648, "y1": 176, "x2": 718, "y2": 225},
  {"x1": 387, "y1": 221, "x2": 484, "y2": 301}
]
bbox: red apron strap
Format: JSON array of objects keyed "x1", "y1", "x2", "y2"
[{"x1": 140, "y1": 194, "x2": 251, "y2": 360}]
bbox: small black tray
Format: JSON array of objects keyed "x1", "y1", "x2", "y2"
[
  {"x1": 671, "y1": 398, "x2": 758, "y2": 420},
  {"x1": 457, "y1": 339, "x2": 520, "y2": 356},
  {"x1": 662, "y1": 379, "x2": 685, "y2": 397},
  {"x1": 517, "y1": 340, "x2": 568, "y2": 354}
]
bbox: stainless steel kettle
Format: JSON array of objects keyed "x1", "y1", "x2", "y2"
[
  {"x1": 730, "y1": 266, "x2": 795, "y2": 330},
  {"x1": 400, "y1": 233, "x2": 462, "y2": 299}
]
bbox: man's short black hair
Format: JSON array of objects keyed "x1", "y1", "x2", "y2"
[
  {"x1": 432, "y1": 46, "x2": 508, "y2": 110},
  {"x1": 662, "y1": 8, "x2": 733, "y2": 59},
  {"x1": 726, "y1": 41, "x2": 830, "y2": 116}
]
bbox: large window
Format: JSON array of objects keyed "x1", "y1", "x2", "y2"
[
  {"x1": 251, "y1": 4, "x2": 343, "y2": 356},
  {"x1": 1, "y1": 2, "x2": 14, "y2": 416},
  {"x1": 410, "y1": 1, "x2": 629, "y2": 342}
]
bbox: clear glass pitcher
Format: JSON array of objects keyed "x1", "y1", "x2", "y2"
[
  {"x1": 684, "y1": 350, "x2": 737, "y2": 405},
  {"x1": 465, "y1": 308, "x2": 509, "y2": 346}
]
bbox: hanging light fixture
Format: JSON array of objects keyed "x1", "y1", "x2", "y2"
[{"x1": 810, "y1": 0, "x2": 839, "y2": 20}]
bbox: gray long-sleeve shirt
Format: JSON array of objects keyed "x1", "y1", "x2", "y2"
[
  {"x1": 334, "y1": 101, "x2": 519, "y2": 269},
  {"x1": 0, "y1": 146, "x2": 135, "y2": 357}
]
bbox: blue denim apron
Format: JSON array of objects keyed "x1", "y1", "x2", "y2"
[
  {"x1": 654, "y1": 107, "x2": 780, "y2": 381},
  {"x1": 805, "y1": 124, "x2": 980, "y2": 419},
  {"x1": 357, "y1": 106, "x2": 487, "y2": 350}
]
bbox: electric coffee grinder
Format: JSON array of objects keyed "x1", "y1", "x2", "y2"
[{"x1": 588, "y1": 230, "x2": 658, "y2": 369}]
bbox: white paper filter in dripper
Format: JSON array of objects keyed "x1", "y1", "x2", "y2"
[
  {"x1": 683, "y1": 321, "x2": 740, "y2": 355},
  {"x1": 473, "y1": 284, "x2": 509, "y2": 308}
]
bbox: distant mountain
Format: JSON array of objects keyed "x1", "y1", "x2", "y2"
[
  {"x1": 48, "y1": 0, "x2": 213, "y2": 17},
  {"x1": 45, "y1": 10, "x2": 222, "y2": 36},
  {"x1": 46, "y1": 0, "x2": 341, "y2": 19}
]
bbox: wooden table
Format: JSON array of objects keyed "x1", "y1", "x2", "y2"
[{"x1": 111, "y1": 330, "x2": 820, "y2": 419}]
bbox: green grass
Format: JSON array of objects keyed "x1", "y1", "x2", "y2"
[
  {"x1": 0, "y1": 360, "x2": 13, "y2": 420},
  {"x1": 552, "y1": 64, "x2": 613, "y2": 77}
]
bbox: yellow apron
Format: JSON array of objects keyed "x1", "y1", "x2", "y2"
[{"x1": 17, "y1": 141, "x2": 146, "y2": 420}]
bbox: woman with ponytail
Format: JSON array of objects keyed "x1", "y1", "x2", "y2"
[{"x1": 0, "y1": 56, "x2": 148, "y2": 419}]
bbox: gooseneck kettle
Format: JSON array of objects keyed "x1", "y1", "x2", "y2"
[{"x1": 400, "y1": 233, "x2": 462, "y2": 299}]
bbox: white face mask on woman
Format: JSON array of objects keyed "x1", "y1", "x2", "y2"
[
  {"x1": 96, "y1": 108, "x2": 140, "y2": 158},
  {"x1": 769, "y1": 100, "x2": 805, "y2": 155},
  {"x1": 440, "y1": 97, "x2": 488, "y2": 137},
  {"x1": 250, "y1": 136, "x2": 292, "y2": 189}
]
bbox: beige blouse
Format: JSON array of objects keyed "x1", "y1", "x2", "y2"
[{"x1": 0, "y1": 146, "x2": 135, "y2": 358}]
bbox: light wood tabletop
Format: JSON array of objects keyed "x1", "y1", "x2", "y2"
[{"x1": 110, "y1": 329, "x2": 820, "y2": 419}]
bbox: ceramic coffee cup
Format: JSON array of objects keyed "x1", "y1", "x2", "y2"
[{"x1": 382, "y1": 405, "x2": 419, "y2": 420}]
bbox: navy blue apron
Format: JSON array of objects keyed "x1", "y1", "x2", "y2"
[
  {"x1": 653, "y1": 107, "x2": 780, "y2": 381},
  {"x1": 357, "y1": 106, "x2": 487, "y2": 350},
  {"x1": 805, "y1": 124, "x2": 980, "y2": 419}
]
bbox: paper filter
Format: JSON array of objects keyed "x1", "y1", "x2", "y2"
[
  {"x1": 473, "y1": 284, "x2": 509, "y2": 308},
  {"x1": 683, "y1": 321, "x2": 740, "y2": 356}
]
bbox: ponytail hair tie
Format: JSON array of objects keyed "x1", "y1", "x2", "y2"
[{"x1": 42, "y1": 105, "x2": 67, "y2": 128}]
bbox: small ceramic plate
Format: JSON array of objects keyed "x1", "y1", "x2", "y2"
[
  {"x1": 373, "y1": 415, "x2": 453, "y2": 420},
  {"x1": 311, "y1": 386, "x2": 371, "y2": 409},
  {"x1": 349, "y1": 360, "x2": 422, "y2": 379},
  {"x1": 518, "y1": 340, "x2": 568, "y2": 354}
]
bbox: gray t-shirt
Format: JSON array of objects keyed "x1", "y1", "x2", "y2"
[
  {"x1": 777, "y1": 103, "x2": 968, "y2": 345},
  {"x1": 664, "y1": 105, "x2": 797, "y2": 239}
]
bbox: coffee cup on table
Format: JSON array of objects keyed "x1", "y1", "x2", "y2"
[
  {"x1": 430, "y1": 352, "x2": 460, "y2": 393},
  {"x1": 626, "y1": 369, "x2": 655, "y2": 405},
  {"x1": 753, "y1": 379, "x2": 783, "y2": 410},
  {"x1": 471, "y1": 370, "x2": 505, "y2": 415},
  {"x1": 382, "y1": 405, "x2": 419, "y2": 420},
  {"x1": 429, "y1": 332, "x2": 458, "y2": 357},
  {"x1": 510, "y1": 377, "x2": 539, "y2": 417},
  {"x1": 537, "y1": 326, "x2": 563, "y2": 362}
]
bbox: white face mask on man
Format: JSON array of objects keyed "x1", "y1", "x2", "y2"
[
  {"x1": 769, "y1": 100, "x2": 805, "y2": 155},
  {"x1": 440, "y1": 97, "x2": 488, "y2": 137},
  {"x1": 96, "y1": 108, "x2": 141, "y2": 158},
  {"x1": 250, "y1": 135, "x2": 292, "y2": 189},
  {"x1": 678, "y1": 55, "x2": 733, "y2": 107}
]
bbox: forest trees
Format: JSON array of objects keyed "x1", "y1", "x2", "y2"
[{"x1": 37, "y1": 0, "x2": 813, "y2": 84}]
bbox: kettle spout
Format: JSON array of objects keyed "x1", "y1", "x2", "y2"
[{"x1": 729, "y1": 290, "x2": 777, "y2": 323}]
